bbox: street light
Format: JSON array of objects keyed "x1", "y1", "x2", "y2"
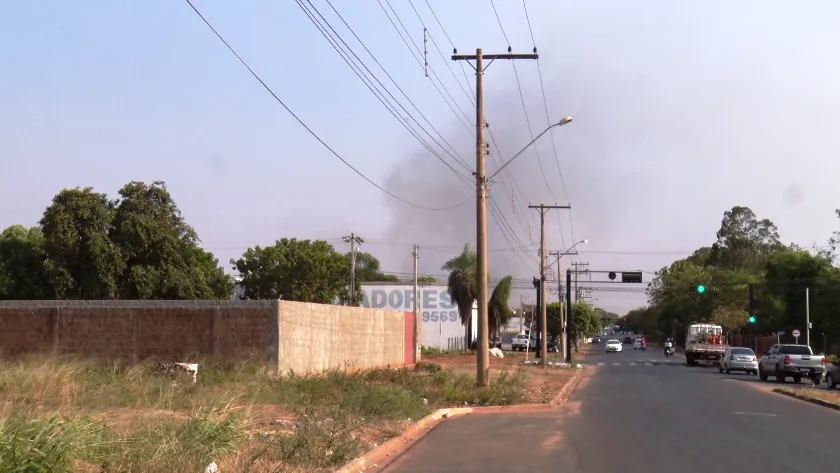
[{"x1": 487, "y1": 117, "x2": 573, "y2": 181}]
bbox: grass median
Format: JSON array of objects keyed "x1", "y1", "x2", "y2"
[{"x1": 0, "y1": 355, "x2": 535, "y2": 472}]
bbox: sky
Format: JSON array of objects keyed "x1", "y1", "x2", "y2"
[{"x1": 2, "y1": 0, "x2": 840, "y2": 315}]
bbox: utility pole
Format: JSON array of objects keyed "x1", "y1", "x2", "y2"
[
  {"x1": 343, "y1": 233, "x2": 364, "y2": 305},
  {"x1": 452, "y1": 47, "x2": 538, "y2": 385},
  {"x1": 565, "y1": 268, "x2": 573, "y2": 363},
  {"x1": 519, "y1": 294, "x2": 525, "y2": 334},
  {"x1": 806, "y1": 287, "x2": 810, "y2": 348},
  {"x1": 549, "y1": 249, "x2": 578, "y2": 363},
  {"x1": 529, "y1": 204, "x2": 571, "y2": 363},
  {"x1": 413, "y1": 244, "x2": 421, "y2": 362},
  {"x1": 572, "y1": 261, "x2": 589, "y2": 303}
]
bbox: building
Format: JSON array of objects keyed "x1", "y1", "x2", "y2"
[{"x1": 360, "y1": 282, "x2": 477, "y2": 349}]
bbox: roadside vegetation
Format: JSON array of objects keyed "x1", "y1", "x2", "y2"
[{"x1": 0, "y1": 355, "x2": 531, "y2": 472}]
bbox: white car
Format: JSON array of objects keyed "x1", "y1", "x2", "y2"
[
  {"x1": 633, "y1": 339, "x2": 643, "y2": 349},
  {"x1": 606, "y1": 339, "x2": 623, "y2": 353}
]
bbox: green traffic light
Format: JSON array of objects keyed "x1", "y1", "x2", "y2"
[
  {"x1": 697, "y1": 285, "x2": 705, "y2": 293},
  {"x1": 749, "y1": 315, "x2": 756, "y2": 323}
]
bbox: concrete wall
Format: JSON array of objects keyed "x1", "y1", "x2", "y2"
[
  {"x1": 275, "y1": 300, "x2": 410, "y2": 374},
  {"x1": 0, "y1": 300, "x2": 414, "y2": 373}
]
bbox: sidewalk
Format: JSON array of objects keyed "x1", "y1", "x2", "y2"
[{"x1": 381, "y1": 409, "x2": 566, "y2": 473}]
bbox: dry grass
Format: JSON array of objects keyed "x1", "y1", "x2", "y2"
[
  {"x1": 0, "y1": 355, "x2": 534, "y2": 472},
  {"x1": 776, "y1": 385, "x2": 840, "y2": 406}
]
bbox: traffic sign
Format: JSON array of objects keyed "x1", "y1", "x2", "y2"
[
  {"x1": 777, "y1": 331, "x2": 785, "y2": 336},
  {"x1": 792, "y1": 329, "x2": 801, "y2": 338}
]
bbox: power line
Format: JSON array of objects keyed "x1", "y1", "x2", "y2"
[
  {"x1": 421, "y1": 0, "x2": 537, "y2": 243},
  {"x1": 520, "y1": 0, "x2": 578, "y2": 251},
  {"x1": 183, "y1": 0, "x2": 462, "y2": 212},
  {"x1": 295, "y1": 0, "x2": 472, "y2": 180},
  {"x1": 376, "y1": 0, "x2": 473, "y2": 132},
  {"x1": 488, "y1": 0, "x2": 566, "y2": 251}
]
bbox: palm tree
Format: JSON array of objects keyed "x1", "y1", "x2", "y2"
[
  {"x1": 488, "y1": 276, "x2": 513, "y2": 340},
  {"x1": 442, "y1": 244, "x2": 477, "y2": 348}
]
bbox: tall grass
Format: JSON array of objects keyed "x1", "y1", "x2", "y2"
[{"x1": 0, "y1": 356, "x2": 527, "y2": 472}]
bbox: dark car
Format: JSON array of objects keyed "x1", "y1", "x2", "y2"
[
  {"x1": 623, "y1": 336, "x2": 633, "y2": 345},
  {"x1": 547, "y1": 339, "x2": 561, "y2": 353},
  {"x1": 592, "y1": 337, "x2": 602, "y2": 344}
]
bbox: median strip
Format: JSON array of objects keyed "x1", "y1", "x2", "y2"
[{"x1": 773, "y1": 387, "x2": 840, "y2": 411}]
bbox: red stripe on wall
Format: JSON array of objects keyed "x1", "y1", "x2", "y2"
[{"x1": 404, "y1": 311, "x2": 415, "y2": 365}]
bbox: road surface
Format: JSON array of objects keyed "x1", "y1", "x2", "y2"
[{"x1": 383, "y1": 345, "x2": 840, "y2": 473}]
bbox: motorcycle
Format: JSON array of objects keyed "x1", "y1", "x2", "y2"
[
  {"x1": 664, "y1": 343, "x2": 674, "y2": 357},
  {"x1": 641, "y1": 343, "x2": 647, "y2": 351}
]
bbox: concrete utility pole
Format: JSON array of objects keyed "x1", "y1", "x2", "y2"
[
  {"x1": 549, "y1": 248, "x2": 579, "y2": 362},
  {"x1": 452, "y1": 48, "x2": 538, "y2": 386},
  {"x1": 343, "y1": 233, "x2": 364, "y2": 305},
  {"x1": 413, "y1": 244, "x2": 421, "y2": 362},
  {"x1": 806, "y1": 287, "x2": 811, "y2": 348},
  {"x1": 528, "y1": 204, "x2": 571, "y2": 363},
  {"x1": 572, "y1": 261, "x2": 589, "y2": 303}
]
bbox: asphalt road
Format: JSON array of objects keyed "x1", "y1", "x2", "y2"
[{"x1": 383, "y1": 346, "x2": 840, "y2": 473}]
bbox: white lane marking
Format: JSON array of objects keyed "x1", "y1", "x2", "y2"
[
  {"x1": 598, "y1": 362, "x2": 605, "y2": 366},
  {"x1": 629, "y1": 362, "x2": 636, "y2": 366},
  {"x1": 613, "y1": 362, "x2": 620, "y2": 366},
  {"x1": 734, "y1": 412, "x2": 777, "y2": 417},
  {"x1": 650, "y1": 359, "x2": 657, "y2": 362},
  {"x1": 645, "y1": 362, "x2": 652, "y2": 366}
]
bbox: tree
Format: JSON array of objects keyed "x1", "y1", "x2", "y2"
[
  {"x1": 546, "y1": 302, "x2": 563, "y2": 339},
  {"x1": 111, "y1": 181, "x2": 231, "y2": 299},
  {"x1": 418, "y1": 275, "x2": 436, "y2": 284},
  {"x1": 0, "y1": 225, "x2": 50, "y2": 299},
  {"x1": 39, "y1": 187, "x2": 124, "y2": 299},
  {"x1": 442, "y1": 244, "x2": 478, "y2": 346},
  {"x1": 570, "y1": 302, "x2": 599, "y2": 349},
  {"x1": 488, "y1": 276, "x2": 513, "y2": 339},
  {"x1": 707, "y1": 206, "x2": 782, "y2": 272},
  {"x1": 232, "y1": 238, "x2": 348, "y2": 303}
]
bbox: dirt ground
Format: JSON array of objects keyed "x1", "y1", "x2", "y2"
[
  {"x1": 424, "y1": 350, "x2": 584, "y2": 404},
  {"x1": 777, "y1": 385, "x2": 840, "y2": 405}
]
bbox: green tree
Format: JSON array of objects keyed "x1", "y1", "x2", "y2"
[
  {"x1": 111, "y1": 181, "x2": 232, "y2": 299},
  {"x1": 0, "y1": 225, "x2": 50, "y2": 299},
  {"x1": 570, "y1": 302, "x2": 598, "y2": 349},
  {"x1": 232, "y1": 238, "x2": 348, "y2": 303},
  {"x1": 418, "y1": 275, "x2": 436, "y2": 284},
  {"x1": 488, "y1": 276, "x2": 513, "y2": 339},
  {"x1": 707, "y1": 206, "x2": 782, "y2": 272},
  {"x1": 352, "y1": 251, "x2": 398, "y2": 283},
  {"x1": 442, "y1": 244, "x2": 478, "y2": 346},
  {"x1": 546, "y1": 302, "x2": 563, "y2": 339},
  {"x1": 39, "y1": 187, "x2": 124, "y2": 299}
]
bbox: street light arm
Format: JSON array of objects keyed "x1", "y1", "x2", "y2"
[{"x1": 487, "y1": 117, "x2": 572, "y2": 181}]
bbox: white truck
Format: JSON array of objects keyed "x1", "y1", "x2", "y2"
[
  {"x1": 511, "y1": 334, "x2": 537, "y2": 351},
  {"x1": 685, "y1": 323, "x2": 727, "y2": 365}
]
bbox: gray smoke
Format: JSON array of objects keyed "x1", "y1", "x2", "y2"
[{"x1": 377, "y1": 76, "x2": 636, "y2": 284}]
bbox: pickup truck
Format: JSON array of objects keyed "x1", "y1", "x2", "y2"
[
  {"x1": 758, "y1": 344, "x2": 826, "y2": 384},
  {"x1": 511, "y1": 334, "x2": 536, "y2": 351}
]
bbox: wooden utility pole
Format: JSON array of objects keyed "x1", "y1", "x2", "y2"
[
  {"x1": 343, "y1": 233, "x2": 364, "y2": 304},
  {"x1": 528, "y1": 204, "x2": 571, "y2": 362},
  {"x1": 452, "y1": 48, "x2": 538, "y2": 385}
]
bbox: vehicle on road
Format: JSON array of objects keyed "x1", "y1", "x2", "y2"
[
  {"x1": 511, "y1": 334, "x2": 536, "y2": 351},
  {"x1": 684, "y1": 323, "x2": 727, "y2": 365},
  {"x1": 719, "y1": 347, "x2": 758, "y2": 375},
  {"x1": 592, "y1": 337, "x2": 602, "y2": 344},
  {"x1": 547, "y1": 339, "x2": 561, "y2": 353},
  {"x1": 633, "y1": 339, "x2": 642, "y2": 349},
  {"x1": 664, "y1": 338, "x2": 675, "y2": 357},
  {"x1": 825, "y1": 358, "x2": 840, "y2": 389},
  {"x1": 758, "y1": 344, "x2": 825, "y2": 384},
  {"x1": 606, "y1": 339, "x2": 622, "y2": 353},
  {"x1": 623, "y1": 336, "x2": 633, "y2": 345}
]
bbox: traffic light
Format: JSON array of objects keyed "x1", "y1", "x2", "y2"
[
  {"x1": 749, "y1": 315, "x2": 756, "y2": 324},
  {"x1": 696, "y1": 285, "x2": 705, "y2": 293}
]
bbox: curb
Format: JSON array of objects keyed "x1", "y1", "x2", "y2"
[
  {"x1": 335, "y1": 368, "x2": 585, "y2": 473},
  {"x1": 772, "y1": 388, "x2": 840, "y2": 411}
]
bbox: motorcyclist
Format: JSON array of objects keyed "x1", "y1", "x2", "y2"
[
  {"x1": 641, "y1": 336, "x2": 647, "y2": 348},
  {"x1": 664, "y1": 337, "x2": 674, "y2": 355}
]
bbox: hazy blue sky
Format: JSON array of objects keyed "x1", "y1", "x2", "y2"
[{"x1": 2, "y1": 1, "x2": 839, "y2": 314}]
